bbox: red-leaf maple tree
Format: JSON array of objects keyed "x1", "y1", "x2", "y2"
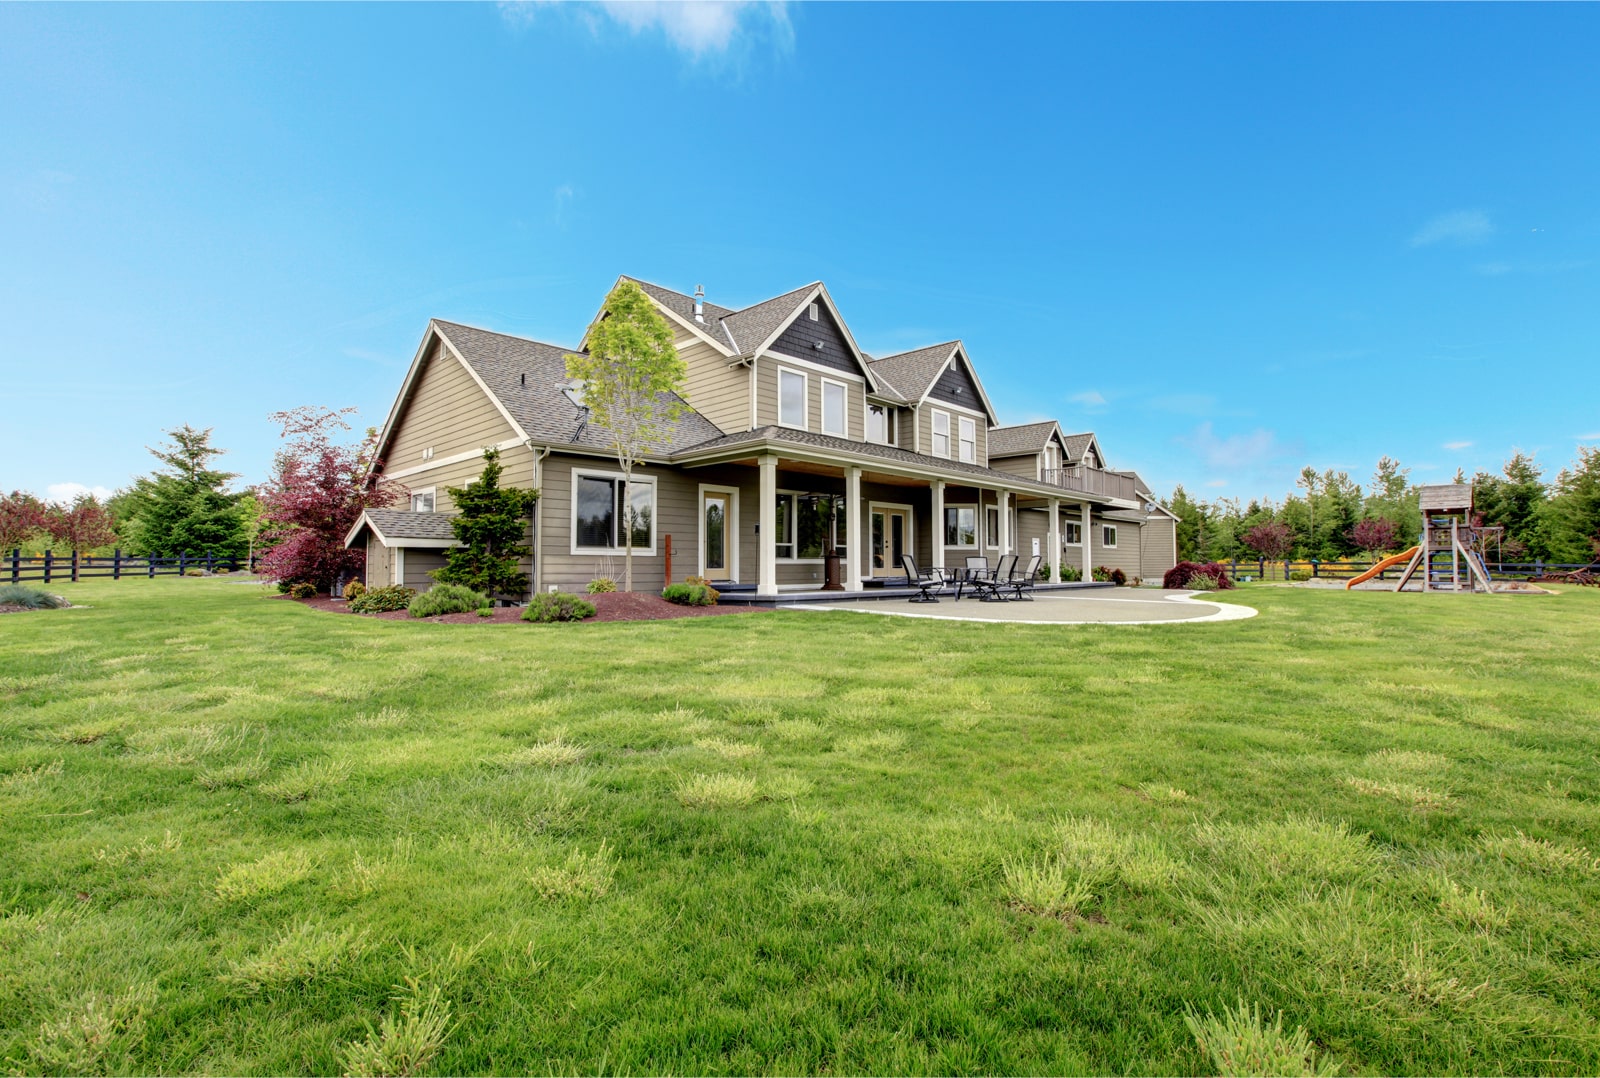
[
  {"x1": 0, "y1": 491, "x2": 47, "y2": 552},
  {"x1": 44, "y1": 495, "x2": 118, "y2": 553},
  {"x1": 255, "y1": 406, "x2": 402, "y2": 590}
]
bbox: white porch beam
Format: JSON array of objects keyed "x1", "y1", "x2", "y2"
[
  {"x1": 1048, "y1": 498, "x2": 1060, "y2": 583},
  {"x1": 931, "y1": 480, "x2": 946, "y2": 571},
  {"x1": 758, "y1": 454, "x2": 778, "y2": 597},
  {"x1": 845, "y1": 466, "x2": 863, "y2": 592},
  {"x1": 998, "y1": 490, "x2": 1011, "y2": 556}
]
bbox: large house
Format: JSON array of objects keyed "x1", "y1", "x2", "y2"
[{"x1": 345, "y1": 277, "x2": 1178, "y2": 599}]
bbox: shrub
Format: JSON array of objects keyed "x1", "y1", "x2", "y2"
[
  {"x1": 0, "y1": 584, "x2": 69, "y2": 610},
  {"x1": 408, "y1": 584, "x2": 488, "y2": 619},
  {"x1": 476, "y1": 607, "x2": 493, "y2": 618},
  {"x1": 1188, "y1": 572, "x2": 1221, "y2": 591},
  {"x1": 1091, "y1": 566, "x2": 1112, "y2": 582},
  {"x1": 585, "y1": 577, "x2": 617, "y2": 594},
  {"x1": 349, "y1": 585, "x2": 414, "y2": 613},
  {"x1": 186, "y1": 568, "x2": 206, "y2": 577},
  {"x1": 1289, "y1": 569, "x2": 1313, "y2": 582},
  {"x1": 1109, "y1": 567, "x2": 1127, "y2": 586},
  {"x1": 662, "y1": 583, "x2": 716, "y2": 606},
  {"x1": 288, "y1": 582, "x2": 317, "y2": 600},
  {"x1": 1059, "y1": 564, "x2": 1082, "y2": 582},
  {"x1": 522, "y1": 592, "x2": 595, "y2": 623},
  {"x1": 343, "y1": 580, "x2": 367, "y2": 601},
  {"x1": 684, "y1": 575, "x2": 722, "y2": 602},
  {"x1": 1164, "y1": 561, "x2": 1235, "y2": 590}
]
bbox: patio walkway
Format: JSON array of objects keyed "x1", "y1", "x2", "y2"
[{"x1": 782, "y1": 588, "x2": 1257, "y2": 625}]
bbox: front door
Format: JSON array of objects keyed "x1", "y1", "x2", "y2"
[
  {"x1": 870, "y1": 507, "x2": 911, "y2": 578},
  {"x1": 701, "y1": 490, "x2": 734, "y2": 581}
]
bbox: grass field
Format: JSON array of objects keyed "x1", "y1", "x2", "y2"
[{"x1": 3, "y1": 578, "x2": 1599, "y2": 1076}]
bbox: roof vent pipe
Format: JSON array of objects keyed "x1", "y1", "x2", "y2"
[{"x1": 693, "y1": 284, "x2": 705, "y2": 323}]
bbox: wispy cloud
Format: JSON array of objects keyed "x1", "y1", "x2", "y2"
[
  {"x1": 1474, "y1": 259, "x2": 1589, "y2": 277},
  {"x1": 1178, "y1": 422, "x2": 1283, "y2": 470},
  {"x1": 1410, "y1": 209, "x2": 1492, "y2": 248},
  {"x1": 1068, "y1": 390, "x2": 1106, "y2": 410},
  {"x1": 1577, "y1": 432, "x2": 1600, "y2": 442},
  {"x1": 1442, "y1": 440, "x2": 1474, "y2": 451},
  {"x1": 552, "y1": 183, "x2": 576, "y2": 226},
  {"x1": 47, "y1": 482, "x2": 113, "y2": 504},
  {"x1": 1205, "y1": 479, "x2": 1228, "y2": 488},
  {"x1": 500, "y1": 1, "x2": 792, "y2": 59}
]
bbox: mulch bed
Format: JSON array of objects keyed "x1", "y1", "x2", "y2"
[{"x1": 288, "y1": 591, "x2": 765, "y2": 624}]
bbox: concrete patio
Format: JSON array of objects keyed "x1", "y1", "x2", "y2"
[{"x1": 781, "y1": 588, "x2": 1257, "y2": 625}]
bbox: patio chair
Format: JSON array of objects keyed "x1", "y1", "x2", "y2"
[
  {"x1": 1005, "y1": 554, "x2": 1043, "y2": 601},
  {"x1": 959, "y1": 555, "x2": 995, "y2": 601},
  {"x1": 899, "y1": 555, "x2": 948, "y2": 603},
  {"x1": 984, "y1": 554, "x2": 1018, "y2": 601}
]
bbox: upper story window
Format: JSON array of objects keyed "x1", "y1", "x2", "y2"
[
  {"x1": 821, "y1": 379, "x2": 847, "y2": 437},
  {"x1": 411, "y1": 490, "x2": 435, "y2": 513},
  {"x1": 958, "y1": 416, "x2": 977, "y2": 463},
  {"x1": 931, "y1": 409, "x2": 950, "y2": 457},
  {"x1": 778, "y1": 368, "x2": 807, "y2": 429},
  {"x1": 867, "y1": 404, "x2": 894, "y2": 445}
]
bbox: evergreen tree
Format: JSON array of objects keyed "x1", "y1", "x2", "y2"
[
  {"x1": 1541, "y1": 446, "x2": 1600, "y2": 564},
  {"x1": 1473, "y1": 452, "x2": 1547, "y2": 559},
  {"x1": 433, "y1": 449, "x2": 539, "y2": 598},
  {"x1": 121, "y1": 425, "x2": 248, "y2": 558},
  {"x1": 1363, "y1": 457, "x2": 1421, "y2": 545},
  {"x1": 1165, "y1": 485, "x2": 1207, "y2": 562}
]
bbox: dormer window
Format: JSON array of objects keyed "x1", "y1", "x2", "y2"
[{"x1": 867, "y1": 404, "x2": 894, "y2": 445}]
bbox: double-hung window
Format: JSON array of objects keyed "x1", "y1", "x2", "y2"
[
  {"x1": 821, "y1": 379, "x2": 847, "y2": 437},
  {"x1": 958, "y1": 416, "x2": 976, "y2": 463},
  {"x1": 775, "y1": 492, "x2": 847, "y2": 560},
  {"x1": 410, "y1": 489, "x2": 435, "y2": 513},
  {"x1": 778, "y1": 369, "x2": 807, "y2": 429},
  {"x1": 944, "y1": 506, "x2": 976, "y2": 546},
  {"x1": 1063, "y1": 521, "x2": 1083, "y2": 546},
  {"x1": 866, "y1": 404, "x2": 889, "y2": 445},
  {"x1": 1102, "y1": 524, "x2": 1118, "y2": 548},
  {"x1": 931, "y1": 409, "x2": 950, "y2": 457},
  {"x1": 573, "y1": 471, "x2": 655, "y2": 554}
]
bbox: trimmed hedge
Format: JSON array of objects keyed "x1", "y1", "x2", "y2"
[
  {"x1": 349, "y1": 585, "x2": 415, "y2": 613},
  {"x1": 662, "y1": 583, "x2": 717, "y2": 606}
]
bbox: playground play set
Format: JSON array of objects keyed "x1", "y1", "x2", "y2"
[{"x1": 1346, "y1": 485, "x2": 1499, "y2": 593}]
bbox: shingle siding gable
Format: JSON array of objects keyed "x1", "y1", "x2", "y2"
[{"x1": 767, "y1": 300, "x2": 863, "y2": 378}]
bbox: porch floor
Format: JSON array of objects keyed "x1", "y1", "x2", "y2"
[{"x1": 715, "y1": 581, "x2": 1115, "y2": 605}]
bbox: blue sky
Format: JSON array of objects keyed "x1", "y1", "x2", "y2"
[{"x1": 4, "y1": 2, "x2": 1597, "y2": 505}]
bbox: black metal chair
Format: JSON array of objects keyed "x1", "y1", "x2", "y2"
[
  {"x1": 960, "y1": 556, "x2": 994, "y2": 601},
  {"x1": 1005, "y1": 554, "x2": 1043, "y2": 601},
  {"x1": 983, "y1": 554, "x2": 1018, "y2": 601},
  {"x1": 900, "y1": 555, "x2": 948, "y2": 603}
]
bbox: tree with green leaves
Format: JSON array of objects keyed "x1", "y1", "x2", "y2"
[
  {"x1": 564, "y1": 280, "x2": 686, "y2": 592},
  {"x1": 1540, "y1": 445, "x2": 1600, "y2": 564},
  {"x1": 433, "y1": 449, "x2": 539, "y2": 599},
  {"x1": 1473, "y1": 452, "x2": 1547, "y2": 559},
  {"x1": 118, "y1": 425, "x2": 249, "y2": 559}
]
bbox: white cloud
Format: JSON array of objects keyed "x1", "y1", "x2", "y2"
[
  {"x1": 1442, "y1": 440, "x2": 1474, "y2": 451},
  {"x1": 1206, "y1": 479, "x2": 1228, "y2": 488},
  {"x1": 500, "y1": 1, "x2": 792, "y2": 58},
  {"x1": 1410, "y1": 210, "x2": 1493, "y2": 248},
  {"x1": 1577, "y1": 432, "x2": 1600, "y2": 442},
  {"x1": 47, "y1": 483, "x2": 113, "y2": 505},
  {"x1": 1475, "y1": 259, "x2": 1589, "y2": 277},
  {"x1": 1178, "y1": 422, "x2": 1282, "y2": 470},
  {"x1": 1068, "y1": 390, "x2": 1106, "y2": 408}
]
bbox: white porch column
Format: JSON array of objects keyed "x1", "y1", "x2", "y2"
[
  {"x1": 1081, "y1": 502, "x2": 1093, "y2": 579},
  {"x1": 931, "y1": 480, "x2": 946, "y2": 571},
  {"x1": 844, "y1": 466, "x2": 862, "y2": 592},
  {"x1": 998, "y1": 490, "x2": 1011, "y2": 555},
  {"x1": 1048, "y1": 498, "x2": 1061, "y2": 582},
  {"x1": 758, "y1": 454, "x2": 778, "y2": 597}
]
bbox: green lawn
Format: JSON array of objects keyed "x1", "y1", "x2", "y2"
[{"x1": 3, "y1": 579, "x2": 1599, "y2": 1076}]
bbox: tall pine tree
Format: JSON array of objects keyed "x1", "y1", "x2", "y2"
[
  {"x1": 433, "y1": 449, "x2": 539, "y2": 599},
  {"x1": 119, "y1": 425, "x2": 248, "y2": 558}
]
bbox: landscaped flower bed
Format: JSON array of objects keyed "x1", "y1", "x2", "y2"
[{"x1": 288, "y1": 591, "x2": 763, "y2": 623}]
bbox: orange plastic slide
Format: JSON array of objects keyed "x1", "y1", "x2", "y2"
[{"x1": 1345, "y1": 546, "x2": 1419, "y2": 589}]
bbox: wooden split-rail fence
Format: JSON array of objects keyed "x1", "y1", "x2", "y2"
[{"x1": 5, "y1": 550, "x2": 257, "y2": 585}]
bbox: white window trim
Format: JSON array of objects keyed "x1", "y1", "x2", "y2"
[
  {"x1": 697, "y1": 484, "x2": 740, "y2": 582},
  {"x1": 774, "y1": 488, "x2": 847, "y2": 564},
  {"x1": 569, "y1": 466, "x2": 657, "y2": 557},
  {"x1": 1063, "y1": 520, "x2": 1084, "y2": 547},
  {"x1": 410, "y1": 487, "x2": 436, "y2": 513},
  {"x1": 930, "y1": 408, "x2": 951, "y2": 458},
  {"x1": 943, "y1": 503, "x2": 978, "y2": 548},
  {"x1": 777, "y1": 367, "x2": 808, "y2": 431},
  {"x1": 820, "y1": 377, "x2": 848, "y2": 437},
  {"x1": 985, "y1": 505, "x2": 1001, "y2": 550},
  {"x1": 958, "y1": 416, "x2": 977, "y2": 464},
  {"x1": 762, "y1": 351, "x2": 867, "y2": 382},
  {"x1": 1101, "y1": 524, "x2": 1118, "y2": 549},
  {"x1": 868, "y1": 500, "x2": 916, "y2": 577}
]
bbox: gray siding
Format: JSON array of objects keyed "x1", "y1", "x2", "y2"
[
  {"x1": 769, "y1": 300, "x2": 862, "y2": 378},
  {"x1": 401, "y1": 550, "x2": 448, "y2": 591},
  {"x1": 1141, "y1": 517, "x2": 1178, "y2": 581},
  {"x1": 753, "y1": 358, "x2": 866, "y2": 441},
  {"x1": 386, "y1": 343, "x2": 518, "y2": 477},
  {"x1": 927, "y1": 356, "x2": 982, "y2": 410},
  {"x1": 677, "y1": 333, "x2": 747, "y2": 434},
  {"x1": 1090, "y1": 515, "x2": 1144, "y2": 580}
]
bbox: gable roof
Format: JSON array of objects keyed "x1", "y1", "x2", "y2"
[
  {"x1": 1061, "y1": 431, "x2": 1103, "y2": 465},
  {"x1": 720, "y1": 282, "x2": 820, "y2": 355},
  {"x1": 343, "y1": 509, "x2": 460, "y2": 549},
  {"x1": 432, "y1": 320, "x2": 724, "y2": 456},
  {"x1": 988, "y1": 421, "x2": 1063, "y2": 459},
  {"x1": 866, "y1": 341, "x2": 998, "y2": 424}
]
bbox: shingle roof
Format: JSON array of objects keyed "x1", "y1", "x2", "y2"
[
  {"x1": 623, "y1": 277, "x2": 736, "y2": 327},
  {"x1": 672, "y1": 425, "x2": 1095, "y2": 498},
  {"x1": 1061, "y1": 432, "x2": 1098, "y2": 462},
  {"x1": 719, "y1": 282, "x2": 820, "y2": 354},
  {"x1": 988, "y1": 421, "x2": 1060, "y2": 458},
  {"x1": 865, "y1": 342, "x2": 958, "y2": 404},
  {"x1": 360, "y1": 510, "x2": 458, "y2": 542},
  {"x1": 433, "y1": 320, "x2": 725, "y2": 455}
]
